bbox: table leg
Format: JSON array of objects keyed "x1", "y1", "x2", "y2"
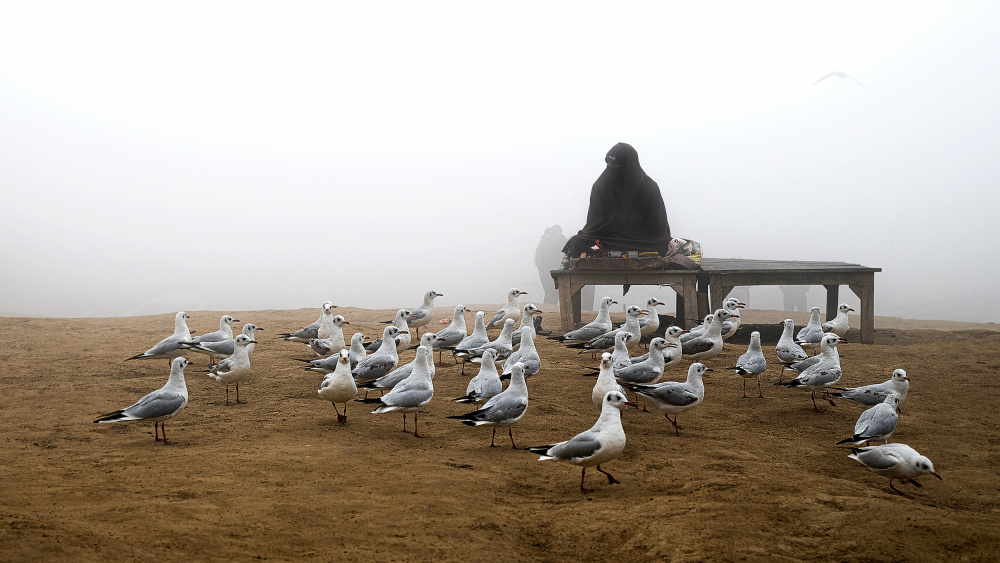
[
  {"x1": 849, "y1": 275, "x2": 876, "y2": 344},
  {"x1": 824, "y1": 285, "x2": 840, "y2": 322}
]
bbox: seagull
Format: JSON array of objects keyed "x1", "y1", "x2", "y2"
[
  {"x1": 180, "y1": 322, "x2": 262, "y2": 364},
  {"x1": 796, "y1": 307, "x2": 825, "y2": 352},
  {"x1": 679, "y1": 315, "x2": 713, "y2": 343},
  {"x1": 567, "y1": 305, "x2": 645, "y2": 353},
  {"x1": 94, "y1": 357, "x2": 190, "y2": 444},
  {"x1": 847, "y1": 443, "x2": 941, "y2": 495},
  {"x1": 822, "y1": 303, "x2": 855, "y2": 337},
  {"x1": 451, "y1": 311, "x2": 489, "y2": 374},
  {"x1": 187, "y1": 314, "x2": 238, "y2": 347},
  {"x1": 637, "y1": 298, "x2": 666, "y2": 344},
  {"x1": 614, "y1": 338, "x2": 674, "y2": 387},
  {"x1": 549, "y1": 297, "x2": 616, "y2": 343},
  {"x1": 829, "y1": 368, "x2": 910, "y2": 409},
  {"x1": 317, "y1": 350, "x2": 358, "y2": 423},
  {"x1": 452, "y1": 349, "x2": 503, "y2": 405},
  {"x1": 624, "y1": 363, "x2": 710, "y2": 436},
  {"x1": 775, "y1": 319, "x2": 809, "y2": 378},
  {"x1": 350, "y1": 326, "x2": 407, "y2": 383},
  {"x1": 836, "y1": 393, "x2": 901, "y2": 446},
  {"x1": 814, "y1": 70, "x2": 866, "y2": 88},
  {"x1": 510, "y1": 303, "x2": 540, "y2": 348},
  {"x1": 206, "y1": 334, "x2": 257, "y2": 405},
  {"x1": 608, "y1": 332, "x2": 634, "y2": 370},
  {"x1": 357, "y1": 332, "x2": 437, "y2": 394},
  {"x1": 487, "y1": 288, "x2": 526, "y2": 329},
  {"x1": 592, "y1": 353, "x2": 627, "y2": 410},
  {"x1": 720, "y1": 297, "x2": 746, "y2": 340},
  {"x1": 368, "y1": 309, "x2": 412, "y2": 352},
  {"x1": 125, "y1": 311, "x2": 193, "y2": 367},
  {"x1": 359, "y1": 345, "x2": 435, "y2": 437},
  {"x1": 460, "y1": 318, "x2": 516, "y2": 363},
  {"x1": 306, "y1": 315, "x2": 349, "y2": 357},
  {"x1": 731, "y1": 331, "x2": 767, "y2": 398},
  {"x1": 527, "y1": 390, "x2": 635, "y2": 493},
  {"x1": 448, "y1": 361, "x2": 530, "y2": 448},
  {"x1": 347, "y1": 332, "x2": 367, "y2": 370},
  {"x1": 404, "y1": 290, "x2": 443, "y2": 337},
  {"x1": 502, "y1": 326, "x2": 541, "y2": 378},
  {"x1": 278, "y1": 301, "x2": 336, "y2": 343},
  {"x1": 779, "y1": 333, "x2": 845, "y2": 411},
  {"x1": 681, "y1": 309, "x2": 731, "y2": 362},
  {"x1": 628, "y1": 325, "x2": 686, "y2": 367},
  {"x1": 432, "y1": 305, "x2": 468, "y2": 361}
]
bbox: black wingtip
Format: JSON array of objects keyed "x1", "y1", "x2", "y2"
[{"x1": 835, "y1": 436, "x2": 858, "y2": 445}]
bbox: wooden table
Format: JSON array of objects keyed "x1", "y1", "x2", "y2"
[
  {"x1": 696, "y1": 258, "x2": 882, "y2": 344},
  {"x1": 551, "y1": 257, "x2": 882, "y2": 344},
  {"x1": 550, "y1": 267, "x2": 701, "y2": 331}
]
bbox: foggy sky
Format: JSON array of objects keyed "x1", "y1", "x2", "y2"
[{"x1": 1, "y1": 1, "x2": 998, "y2": 322}]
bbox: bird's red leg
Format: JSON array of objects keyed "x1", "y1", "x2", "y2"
[
  {"x1": 413, "y1": 412, "x2": 423, "y2": 438},
  {"x1": 401, "y1": 413, "x2": 408, "y2": 433},
  {"x1": 161, "y1": 423, "x2": 172, "y2": 445},
  {"x1": 580, "y1": 468, "x2": 592, "y2": 494},
  {"x1": 154, "y1": 422, "x2": 162, "y2": 442},
  {"x1": 509, "y1": 427, "x2": 517, "y2": 449},
  {"x1": 489, "y1": 427, "x2": 497, "y2": 447}
]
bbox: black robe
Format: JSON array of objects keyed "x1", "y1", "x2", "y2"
[{"x1": 563, "y1": 143, "x2": 671, "y2": 256}]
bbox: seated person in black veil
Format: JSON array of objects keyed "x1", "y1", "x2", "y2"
[{"x1": 562, "y1": 142, "x2": 672, "y2": 257}]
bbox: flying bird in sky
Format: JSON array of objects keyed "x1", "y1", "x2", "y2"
[{"x1": 814, "y1": 71, "x2": 866, "y2": 87}]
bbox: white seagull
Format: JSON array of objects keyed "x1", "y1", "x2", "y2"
[
  {"x1": 432, "y1": 305, "x2": 468, "y2": 360},
  {"x1": 681, "y1": 309, "x2": 731, "y2": 362},
  {"x1": 347, "y1": 332, "x2": 367, "y2": 370},
  {"x1": 369, "y1": 309, "x2": 412, "y2": 352},
  {"x1": 306, "y1": 315, "x2": 349, "y2": 357},
  {"x1": 350, "y1": 326, "x2": 407, "y2": 382},
  {"x1": 592, "y1": 353, "x2": 627, "y2": 410},
  {"x1": 550, "y1": 297, "x2": 616, "y2": 343},
  {"x1": 487, "y1": 288, "x2": 526, "y2": 329},
  {"x1": 206, "y1": 334, "x2": 257, "y2": 405},
  {"x1": 405, "y1": 290, "x2": 443, "y2": 337},
  {"x1": 357, "y1": 332, "x2": 437, "y2": 394},
  {"x1": 680, "y1": 314, "x2": 714, "y2": 343},
  {"x1": 502, "y1": 326, "x2": 541, "y2": 378},
  {"x1": 528, "y1": 390, "x2": 636, "y2": 493},
  {"x1": 461, "y1": 318, "x2": 516, "y2": 363},
  {"x1": 624, "y1": 363, "x2": 710, "y2": 436},
  {"x1": 125, "y1": 311, "x2": 193, "y2": 367},
  {"x1": 449, "y1": 361, "x2": 530, "y2": 448},
  {"x1": 317, "y1": 350, "x2": 358, "y2": 423},
  {"x1": 94, "y1": 357, "x2": 190, "y2": 444},
  {"x1": 822, "y1": 303, "x2": 855, "y2": 337},
  {"x1": 181, "y1": 322, "x2": 262, "y2": 364},
  {"x1": 359, "y1": 345, "x2": 435, "y2": 437},
  {"x1": 837, "y1": 393, "x2": 901, "y2": 446},
  {"x1": 779, "y1": 333, "x2": 845, "y2": 411},
  {"x1": 187, "y1": 314, "x2": 238, "y2": 347},
  {"x1": 510, "y1": 303, "x2": 540, "y2": 348},
  {"x1": 731, "y1": 331, "x2": 767, "y2": 398},
  {"x1": 829, "y1": 368, "x2": 910, "y2": 409},
  {"x1": 720, "y1": 297, "x2": 746, "y2": 340},
  {"x1": 452, "y1": 349, "x2": 503, "y2": 405},
  {"x1": 277, "y1": 301, "x2": 336, "y2": 342},
  {"x1": 451, "y1": 311, "x2": 489, "y2": 374},
  {"x1": 847, "y1": 443, "x2": 941, "y2": 495},
  {"x1": 796, "y1": 307, "x2": 825, "y2": 352},
  {"x1": 775, "y1": 319, "x2": 809, "y2": 376},
  {"x1": 568, "y1": 305, "x2": 645, "y2": 353}
]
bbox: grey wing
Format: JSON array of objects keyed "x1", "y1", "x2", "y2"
[
  {"x1": 643, "y1": 383, "x2": 698, "y2": 407},
  {"x1": 433, "y1": 327, "x2": 464, "y2": 348},
  {"x1": 353, "y1": 354, "x2": 396, "y2": 381},
  {"x1": 202, "y1": 339, "x2": 235, "y2": 356},
  {"x1": 486, "y1": 309, "x2": 506, "y2": 327},
  {"x1": 776, "y1": 342, "x2": 808, "y2": 363},
  {"x1": 479, "y1": 394, "x2": 528, "y2": 424},
  {"x1": 563, "y1": 323, "x2": 607, "y2": 342},
  {"x1": 615, "y1": 363, "x2": 657, "y2": 384},
  {"x1": 586, "y1": 329, "x2": 620, "y2": 349},
  {"x1": 190, "y1": 330, "x2": 225, "y2": 344},
  {"x1": 211, "y1": 358, "x2": 235, "y2": 376},
  {"x1": 145, "y1": 335, "x2": 185, "y2": 356},
  {"x1": 374, "y1": 364, "x2": 413, "y2": 389},
  {"x1": 383, "y1": 379, "x2": 433, "y2": 408},
  {"x1": 855, "y1": 407, "x2": 897, "y2": 437},
  {"x1": 854, "y1": 448, "x2": 904, "y2": 470},
  {"x1": 682, "y1": 337, "x2": 714, "y2": 356},
  {"x1": 123, "y1": 389, "x2": 186, "y2": 420},
  {"x1": 408, "y1": 308, "x2": 430, "y2": 323},
  {"x1": 548, "y1": 429, "x2": 601, "y2": 461},
  {"x1": 801, "y1": 364, "x2": 842, "y2": 386},
  {"x1": 288, "y1": 326, "x2": 319, "y2": 340}
]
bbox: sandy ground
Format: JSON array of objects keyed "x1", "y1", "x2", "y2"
[{"x1": 2, "y1": 306, "x2": 999, "y2": 562}]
